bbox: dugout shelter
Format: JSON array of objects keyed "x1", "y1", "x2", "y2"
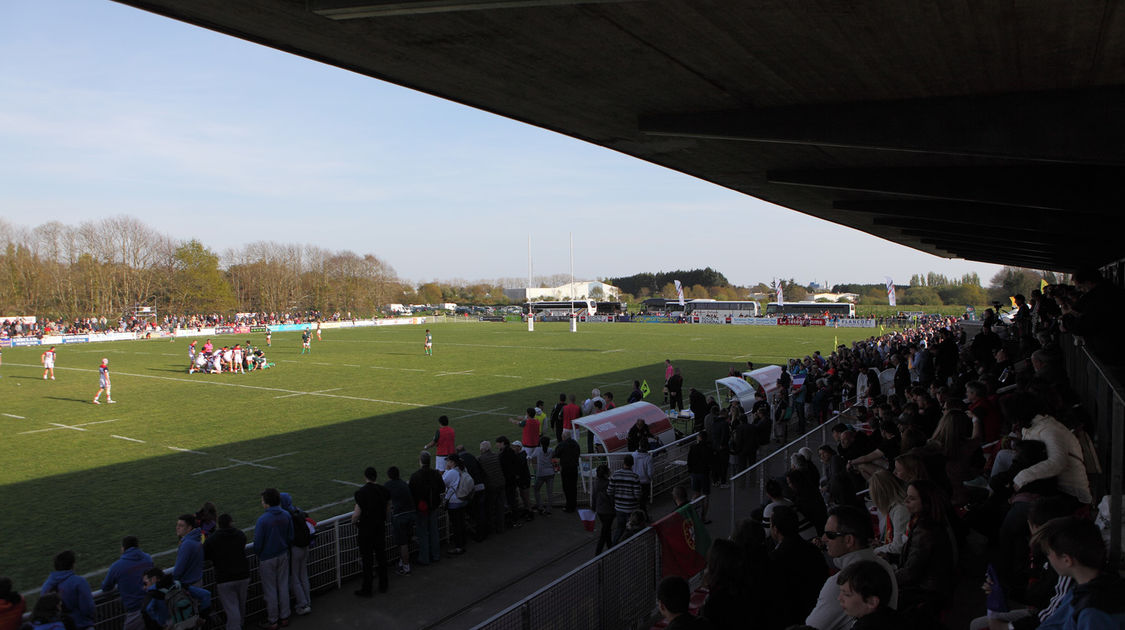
[
  {"x1": 715, "y1": 365, "x2": 783, "y2": 410},
  {"x1": 571, "y1": 401, "x2": 675, "y2": 454}
]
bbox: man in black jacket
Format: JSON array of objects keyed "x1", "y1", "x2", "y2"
[
  {"x1": 553, "y1": 430, "x2": 581, "y2": 512},
  {"x1": 203, "y1": 514, "x2": 250, "y2": 630}
]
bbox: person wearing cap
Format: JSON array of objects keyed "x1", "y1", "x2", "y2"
[{"x1": 93, "y1": 357, "x2": 114, "y2": 404}]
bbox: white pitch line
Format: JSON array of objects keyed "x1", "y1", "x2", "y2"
[
  {"x1": 167, "y1": 446, "x2": 209, "y2": 455},
  {"x1": 6, "y1": 364, "x2": 510, "y2": 417},
  {"x1": 2, "y1": 413, "x2": 26, "y2": 419},
  {"x1": 491, "y1": 374, "x2": 523, "y2": 379},
  {"x1": 307, "y1": 497, "x2": 355, "y2": 514},
  {"x1": 274, "y1": 387, "x2": 343, "y2": 399},
  {"x1": 192, "y1": 451, "x2": 299, "y2": 476},
  {"x1": 342, "y1": 364, "x2": 360, "y2": 367},
  {"x1": 18, "y1": 419, "x2": 119, "y2": 435},
  {"x1": 332, "y1": 479, "x2": 363, "y2": 487},
  {"x1": 435, "y1": 370, "x2": 474, "y2": 377},
  {"x1": 600, "y1": 349, "x2": 625, "y2": 353},
  {"x1": 111, "y1": 435, "x2": 145, "y2": 443},
  {"x1": 455, "y1": 407, "x2": 506, "y2": 420}
]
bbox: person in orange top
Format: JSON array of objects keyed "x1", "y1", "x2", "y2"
[
  {"x1": 510, "y1": 407, "x2": 542, "y2": 455},
  {"x1": 423, "y1": 415, "x2": 456, "y2": 470}
]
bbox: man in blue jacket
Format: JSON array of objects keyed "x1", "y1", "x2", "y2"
[
  {"x1": 40, "y1": 549, "x2": 95, "y2": 630},
  {"x1": 1037, "y1": 516, "x2": 1125, "y2": 629},
  {"x1": 172, "y1": 514, "x2": 203, "y2": 586},
  {"x1": 101, "y1": 536, "x2": 154, "y2": 630},
  {"x1": 255, "y1": 487, "x2": 294, "y2": 630}
]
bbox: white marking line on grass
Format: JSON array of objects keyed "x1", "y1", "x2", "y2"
[
  {"x1": 2, "y1": 413, "x2": 26, "y2": 419},
  {"x1": 111, "y1": 435, "x2": 145, "y2": 443},
  {"x1": 491, "y1": 374, "x2": 523, "y2": 379},
  {"x1": 455, "y1": 407, "x2": 506, "y2": 420},
  {"x1": 167, "y1": 446, "x2": 209, "y2": 455},
  {"x1": 193, "y1": 451, "x2": 299, "y2": 476},
  {"x1": 435, "y1": 370, "x2": 474, "y2": 377},
  {"x1": 10, "y1": 364, "x2": 510, "y2": 417},
  {"x1": 308, "y1": 498, "x2": 355, "y2": 513},
  {"x1": 342, "y1": 363, "x2": 360, "y2": 367},
  {"x1": 600, "y1": 349, "x2": 625, "y2": 354},
  {"x1": 597, "y1": 379, "x2": 634, "y2": 388},
  {"x1": 332, "y1": 479, "x2": 363, "y2": 487},
  {"x1": 18, "y1": 419, "x2": 119, "y2": 435},
  {"x1": 274, "y1": 387, "x2": 342, "y2": 399},
  {"x1": 312, "y1": 362, "x2": 332, "y2": 366}
]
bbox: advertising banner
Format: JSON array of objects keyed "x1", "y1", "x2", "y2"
[
  {"x1": 0, "y1": 339, "x2": 11, "y2": 348},
  {"x1": 215, "y1": 325, "x2": 252, "y2": 335},
  {"x1": 777, "y1": 318, "x2": 827, "y2": 327},
  {"x1": 268, "y1": 324, "x2": 314, "y2": 332},
  {"x1": 635, "y1": 315, "x2": 675, "y2": 323},
  {"x1": 61, "y1": 335, "x2": 90, "y2": 344},
  {"x1": 12, "y1": 337, "x2": 42, "y2": 347},
  {"x1": 731, "y1": 317, "x2": 777, "y2": 326},
  {"x1": 249, "y1": 326, "x2": 268, "y2": 333},
  {"x1": 834, "y1": 318, "x2": 876, "y2": 328}
]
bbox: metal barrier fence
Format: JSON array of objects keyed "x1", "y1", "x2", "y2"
[
  {"x1": 1061, "y1": 336, "x2": 1125, "y2": 567},
  {"x1": 473, "y1": 513, "x2": 664, "y2": 630},
  {"x1": 86, "y1": 511, "x2": 449, "y2": 630},
  {"x1": 578, "y1": 433, "x2": 696, "y2": 503},
  {"x1": 727, "y1": 414, "x2": 841, "y2": 532}
]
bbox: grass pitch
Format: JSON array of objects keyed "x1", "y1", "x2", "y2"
[{"x1": 0, "y1": 320, "x2": 869, "y2": 589}]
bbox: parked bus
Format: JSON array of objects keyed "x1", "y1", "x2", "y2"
[
  {"x1": 686, "y1": 299, "x2": 761, "y2": 319},
  {"x1": 766, "y1": 301, "x2": 855, "y2": 317},
  {"x1": 526, "y1": 300, "x2": 595, "y2": 319}
]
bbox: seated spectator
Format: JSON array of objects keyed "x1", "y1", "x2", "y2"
[
  {"x1": 929, "y1": 409, "x2": 983, "y2": 506},
  {"x1": 806, "y1": 506, "x2": 898, "y2": 630},
  {"x1": 0, "y1": 577, "x2": 25, "y2": 630},
  {"x1": 39, "y1": 550, "x2": 94, "y2": 630},
  {"x1": 836, "y1": 560, "x2": 904, "y2": 629},
  {"x1": 895, "y1": 480, "x2": 956, "y2": 619},
  {"x1": 701, "y1": 539, "x2": 747, "y2": 630},
  {"x1": 868, "y1": 470, "x2": 910, "y2": 560},
  {"x1": 657, "y1": 576, "x2": 713, "y2": 629},
  {"x1": 1004, "y1": 392, "x2": 1092, "y2": 506},
  {"x1": 767, "y1": 505, "x2": 826, "y2": 628},
  {"x1": 787, "y1": 469, "x2": 828, "y2": 537},
  {"x1": 761, "y1": 479, "x2": 817, "y2": 541},
  {"x1": 140, "y1": 567, "x2": 212, "y2": 629},
  {"x1": 20, "y1": 593, "x2": 70, "y2": 630},
  {"x1": 1035, "y1": 516, "x2": 1125, "y2": 627}
]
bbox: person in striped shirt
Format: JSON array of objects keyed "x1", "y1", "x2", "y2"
[{"x1": 608, "y1": 454, "x2": 643, "y2": 544}]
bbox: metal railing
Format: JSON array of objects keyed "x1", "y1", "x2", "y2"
[
  {"x1": 1060, "y1": 335, "x2": 1125, "y2": 567},
  {"x1": 727, "y1": 414, "x2": 842, "y2": 532},
  {"x1": 577, "y1": 433, "x2": 696, "y2": 501},
  {"x1": 85, "y1": 511, "x2": 449, "y2": 630},
  {"x1": 472, "y1": 505, "x2": 673, "y2": 630}
]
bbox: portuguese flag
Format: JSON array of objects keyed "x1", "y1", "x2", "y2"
[{"x1": 653, "y1": 503, "x2": 712, "y2": 578}]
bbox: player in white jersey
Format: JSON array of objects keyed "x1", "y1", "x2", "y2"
[
  {"x1": 93, "y1": 357, "x2": 114, "y2": 404},
  {"x1": 191, "y1": 352, "x2": 207, "y2": 374},
  {"x1": 222, "y1": 347, "x2": 234, "y2": 371},
  {"x1": 316, "y1": 321, "x2": 322, "y2": 341},
  {"x1": 232, "y1": 345, "x2": 244, "y2": 373},
  {"x1": 41, "y1": 346, "x2": 57, "y2": 380},
  {"x1": 211, "y1": 352, "x2": 223, "y2": 374}
]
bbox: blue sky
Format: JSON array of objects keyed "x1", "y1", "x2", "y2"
[{"x1": 0, "y1": 0, "x2": 1006, "y2": 288}]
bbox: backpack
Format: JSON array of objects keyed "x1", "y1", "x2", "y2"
[
  {"x1": 291, "y1": 510, "x2": 311, "y2": 548},
  {"x1": 455, "y1": 469, "x2": 475, "y2": 501},
  {"x1": 163, "y1": 582, "x2": 201, "y2": 630}
]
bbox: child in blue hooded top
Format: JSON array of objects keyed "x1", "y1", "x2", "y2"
[{"x1": 39, "y1": 550, "x2": 95, "y2": 630}]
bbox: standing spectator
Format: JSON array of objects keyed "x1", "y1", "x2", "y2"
[
  {"x1": 609, "y1": 453, "x2": 643, "y2": 543},
  {"x1": 352, "y1": 467, "x2": 390, "y2": 595},
  {"x1": 384, "y1": 466, "x2": 415, "y2": 575},
  {"x1": 280, "y1": 493, "x2": 312, "y2": 616},
  {"x1": 511, "y1": 441, "x2": 534, "y2": 519},
  {"x1": 632, "y1": 440, "x2": 654, "y2": 517},
  {"x1": 531, "y1": 436, "x2": 556, "y2": 515},
  {"x1": 254, "y1": 488, "x2": 293, "y2": 627},
  {"x1": 0, "y1": 577, "x2": 24, "y2": 630},
  {"x1": 423, "y1": 415, "x2": 456, "y2": 470},
  {"x1": 549, "y1": 393, "x2": 567, "y2": 442},
  {"x1": 628, "y1": 381, "x2": 645, "y2": 404},
  {"x1": 194, "y1": 502, "x2": 218, "y2": 540},
  {"x1": 710, "y1": 414, "x2": 731, "y2": 488},
  {"x1": 203, "y1": 514, "x2": 250, "y2": 630},
  {"x1": 442, "y1": 455, "x2": 469, "y2": 556},
  {"x1": 409, "y1": 452, "x2": 445, "y2": 566},
  {"x1": 593, "y1": 465, "x2": 616, "y2": 555},
  {"x1": 582, "y1": 388, "x2": 605, "y2": 416},
  {"x1": 172, "y1": 514, "x2": 203, "y2": 587},
  {"x1": 767, "y1": 506, "x2": 826, "y2": 628},
  {"x1": 667, "y1": 367, "x2": 684, "y2": 411},
  {"x1": 663, "y1": 359, "x2": 674, "y2": 404},
  {"x1": 477, "y1": 441, "x2": 506, "y2": 535},
  {"x1": 39, "y1": 551, "x2": 95, "y2": 630},
  {"x1": 554, "y1": 430, "x2": 581, "y2": 513},
  {"x1": 101, "y1": 536, "x2": 153, "y2": 630},
  {"x1": 561, "y1": 394, "x2": 582, "y2": 435},
  {"x1": 687, "y1": 431, "x2": 713, "y2": 524},
  {"x1": 510, "y1": 408, "x2": 542, "y2": 457}
]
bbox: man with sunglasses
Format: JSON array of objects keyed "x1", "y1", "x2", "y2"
[{"x1": 806, "y1": 505, "x2": 899, "y2": 630}]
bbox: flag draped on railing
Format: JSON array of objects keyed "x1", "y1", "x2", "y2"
[{"x1": 653, "y1": 503, "x2": 712, "y2": 577}]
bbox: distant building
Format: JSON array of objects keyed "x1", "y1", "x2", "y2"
[{"x1": 504, "y1": 280, "x2": 621, "y2": 302}]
